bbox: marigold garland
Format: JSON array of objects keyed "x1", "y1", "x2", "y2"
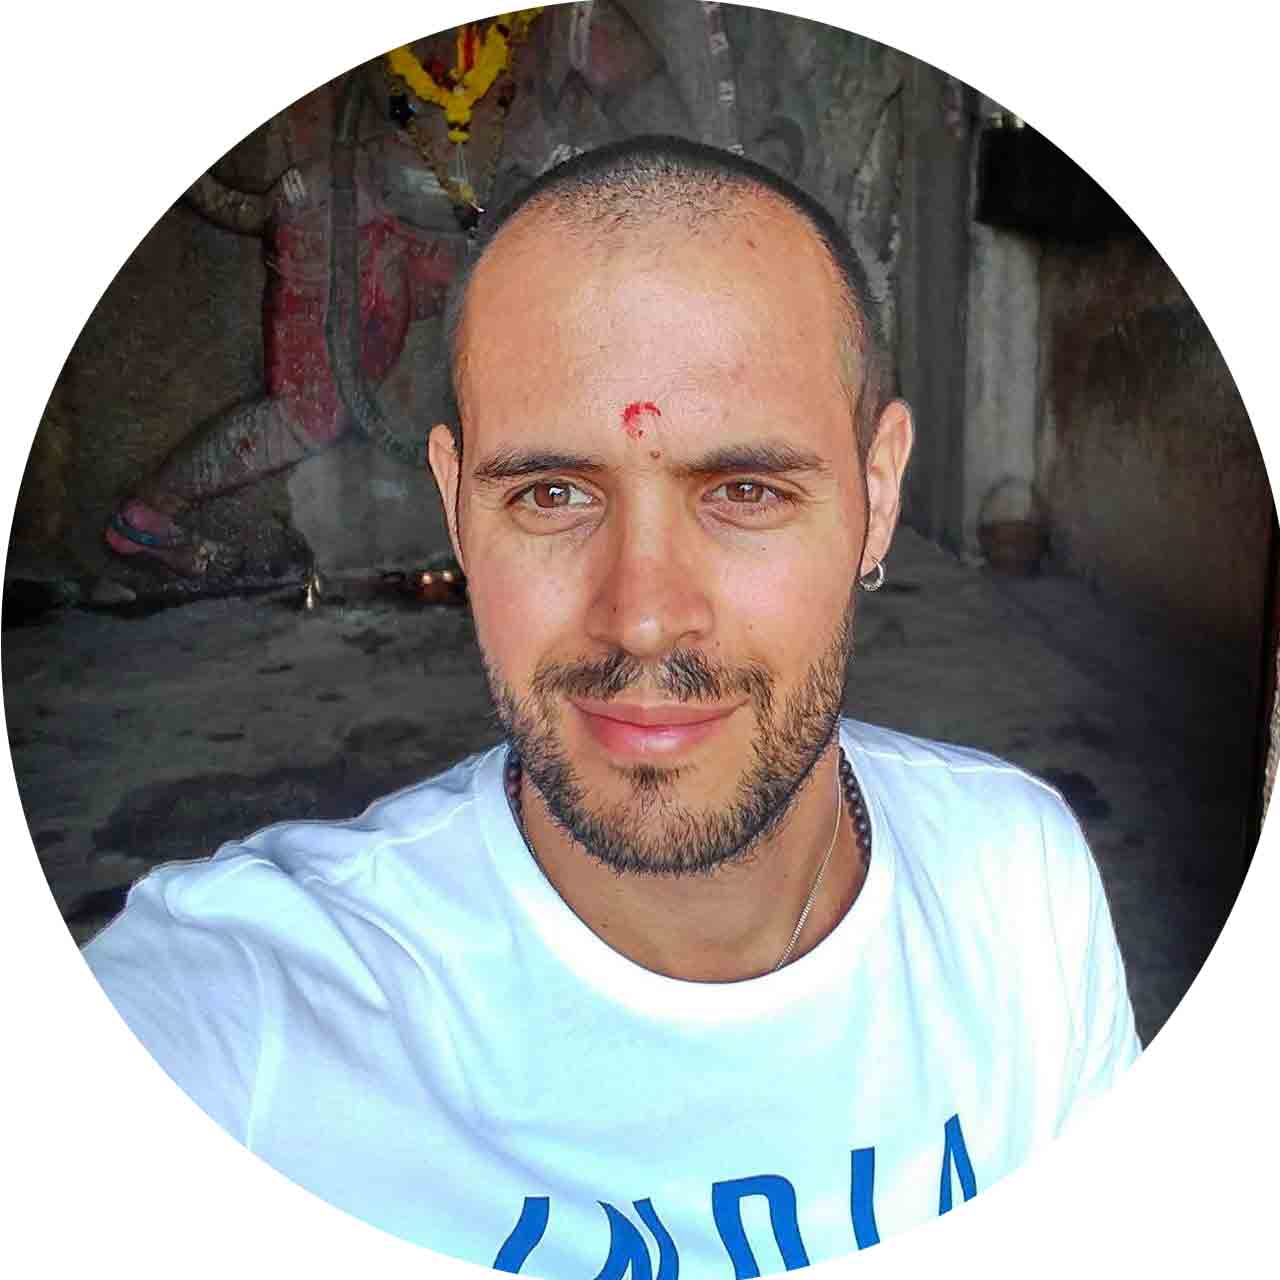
[{"x1": 387, "y1": 9, "x2": 543, "y2": 144}]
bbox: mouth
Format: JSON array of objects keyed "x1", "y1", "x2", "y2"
[{"x1": 569, "y1": 697, "x2": 743, "y2": 759}]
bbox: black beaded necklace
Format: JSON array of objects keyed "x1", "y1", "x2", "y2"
[{"x1": 503, "y1": 747, "x2": 872, "y2": 964}]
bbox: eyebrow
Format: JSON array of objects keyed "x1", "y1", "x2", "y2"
[
  {"x1": 471, "y1": 449, "x2": 610, "y2": 486},
  {"x1": 469, "y1": 440, "x2": 831, "y2": 487},
  {"x1": 668, "y1": 442, "x2": 830, "y2": 480}
]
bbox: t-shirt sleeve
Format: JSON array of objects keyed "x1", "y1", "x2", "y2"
[
  {"x1": 81, "y1": 864, "x2": 264, "y2": 1143},
  {"x1": 1048, "y1": 803, "x2": 1142, "y2": 1127}
]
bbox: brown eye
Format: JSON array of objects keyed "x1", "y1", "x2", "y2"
[
  {"x1": 532, "y1": 482, "x2": 570, "y2": 509},
  {"x1": 706, "y1": 481, "x2": 795, "y2": 519},
  {"x1": 514, "y1": 480, "x2": 593, "y2": 513}
]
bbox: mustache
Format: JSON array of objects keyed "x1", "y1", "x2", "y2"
[{"x1": 530, "y1": 648, "x2": 774, "y2": 712}]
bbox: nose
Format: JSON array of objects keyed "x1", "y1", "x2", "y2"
[{"x1": 584, "y1": 502, "x2": 714, "y2": 661}]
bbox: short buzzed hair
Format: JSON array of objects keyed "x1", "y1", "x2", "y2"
[{"x1": 444, "y1": 134, "x2": 889, "y2": 458}]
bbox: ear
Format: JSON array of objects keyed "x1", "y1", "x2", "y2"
[
  {"x1": 427, "y1": 423, "x2": 466, "y2": 571},
  {"x1": 860, "y1": 399, "x2": 914, "y2": 576}
]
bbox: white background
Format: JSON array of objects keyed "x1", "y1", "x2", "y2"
[{"x1": 2, "y1": 2, "x2": 1275, "y2": 1275}]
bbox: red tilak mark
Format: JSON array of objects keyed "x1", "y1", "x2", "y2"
[{"x1": 621, "y1": 400, "x2": 661, "y2": 440}]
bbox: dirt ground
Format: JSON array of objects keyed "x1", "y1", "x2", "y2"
[{"x1": 2, "y1": 527, "x2": 1260, "y2": 1046}]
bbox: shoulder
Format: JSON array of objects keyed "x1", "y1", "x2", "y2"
[
  {"x1": 87, "y1": 744, "x2": 503, "y2": 968},
  {"x1": 82, "y1": 745, "x2": 507, "y2": 1116},
  {"x1": 842, "y1": 718, "x2": 1073, "y2": 812},
  {"x1": 235, "y1": 744, "x2": 500, "y2": 887},
  {"x1": 842, "y1": 725, "x2": 1141, "y2": 1107},
  {"x1": 840, "y1": 719, "x2": 1090, "y2": 888}
]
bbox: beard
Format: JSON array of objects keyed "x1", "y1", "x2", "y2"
[{"x1": 484, "y1": 588, "x2": 856, "y2": 877}]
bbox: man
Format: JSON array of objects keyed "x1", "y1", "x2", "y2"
[{"x1": 84, "y1": 136, "x2": 1139, "y2": 1274}]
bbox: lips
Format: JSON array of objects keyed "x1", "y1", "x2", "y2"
[{"x1": 571, "y1": 698, "x2": 741, "y2": 758}]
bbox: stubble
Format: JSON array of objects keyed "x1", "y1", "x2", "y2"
[{"x1": 486, "y1": 589, "x2": 857, "y2": 877}]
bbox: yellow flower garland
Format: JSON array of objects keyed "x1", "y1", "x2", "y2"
[{"x1": 387, "y1": 9, "x2": 543, "y2": 143}]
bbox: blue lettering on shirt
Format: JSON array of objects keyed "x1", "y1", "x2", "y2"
[
  {"x1": 849, "y1": 1147, "x2": 880, "y2": 1249},
  {"x1": 595, "y1": 1199, "x2": 679, "y2": 1280},
  {"x1": 938, "y1": 1113, "x2": 977, "y2": 1214},
  {"x1": 492, "y1": 1115, "x2": 976, "y2": 1273},
  {"x1": 711, "y1": 1174, "x2": 811, "y2": 1277},
  {"x1": 493, "y1": 1195, "x2": 550, "y2": 1273}
]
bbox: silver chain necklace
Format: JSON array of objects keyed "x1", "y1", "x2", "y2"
[{"x1": 770, "y1": 764, "x2": 843, "y2": 971}]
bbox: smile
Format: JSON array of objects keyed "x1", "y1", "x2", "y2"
[{"x1": 570, "y1": 698, "x2": 742, "y2": 758}]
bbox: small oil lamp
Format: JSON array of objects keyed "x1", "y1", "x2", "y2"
[{"x1": 302, "y1": 566, "x2": 323, "y2": 611}]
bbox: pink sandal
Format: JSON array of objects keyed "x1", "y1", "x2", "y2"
[{"x1": 104, "y1": 501, "x2": 239, "y2": 578}]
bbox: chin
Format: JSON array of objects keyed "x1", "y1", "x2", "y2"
[
  {"x1": 538, "y1": 732, "x2": 812, "y2": 879},
  {"x1": 485, "y1": 614, "x2": 852, "y2": 876}
]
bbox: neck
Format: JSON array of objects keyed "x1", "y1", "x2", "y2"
[{"x1": 514, "y1": 743, "x2": 868, "y2": 982}]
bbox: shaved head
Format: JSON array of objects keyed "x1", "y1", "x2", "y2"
[{"x1": 444, "y1": 135, "x2": 889, "y2": 459}]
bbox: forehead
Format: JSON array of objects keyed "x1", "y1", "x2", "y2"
[{"x1": 458, "y1": 195, "x2": 853, "y2": 458}]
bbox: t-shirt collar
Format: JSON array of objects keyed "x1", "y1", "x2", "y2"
[{"x1": 474, "y1": 724, "x2": 894, "y2": 1021}]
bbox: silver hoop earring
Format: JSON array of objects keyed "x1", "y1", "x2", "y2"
[{"x1": 858, "y1": 559, "x2": 885, "y2": 592}]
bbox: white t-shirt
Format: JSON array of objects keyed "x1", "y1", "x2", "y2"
[{"x1": 84, "y1": 720, "x2": 1139, "y2": 1274}]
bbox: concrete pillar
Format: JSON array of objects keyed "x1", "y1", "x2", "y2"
[
  {"x1": 896, "y1": 62, "x2": 972, "y2": 551},
  {"x1": 960, "y1": 224, "x2": 1042, "y2": 554}
]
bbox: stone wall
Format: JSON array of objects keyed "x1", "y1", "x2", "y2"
[{"x1": 1037, "y1": 234, "x2": 1271, "y2": 674}]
